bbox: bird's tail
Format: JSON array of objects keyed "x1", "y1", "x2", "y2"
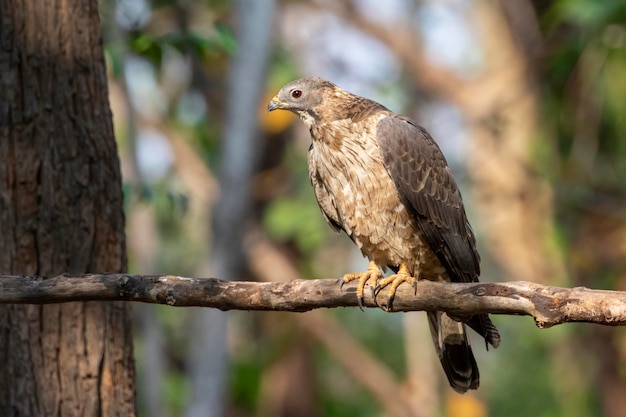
[
  {"x1": 427, "y1": 311, "x2": 479, "y2": 393},
  {"x1": 467, "y1": 313, "x2": 501, "y2": 349}
]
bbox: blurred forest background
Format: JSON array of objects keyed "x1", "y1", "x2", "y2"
[{"x1": 100, "y1": 0, "x2": 626, "y2": 416}]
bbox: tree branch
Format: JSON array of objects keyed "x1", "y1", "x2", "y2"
[{"x1": 1, "y1": 274, "x2": 625, "y2": 328}]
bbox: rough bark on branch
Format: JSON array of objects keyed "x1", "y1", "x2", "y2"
[{"x1": 1, "y1": 274, "x2": 625, "y2": 328}]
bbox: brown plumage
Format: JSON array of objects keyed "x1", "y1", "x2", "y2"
[{"x1": 268, "y1": 76, "x2": 500, "y2": 393}]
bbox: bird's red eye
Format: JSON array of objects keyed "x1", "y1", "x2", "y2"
[{"x1": 291, "y1": 89, "x2": 302, "y2": 98}]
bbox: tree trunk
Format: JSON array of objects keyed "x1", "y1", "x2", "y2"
[{"x1": 0, "y1": 0, "x2": 136, "y2": 415}]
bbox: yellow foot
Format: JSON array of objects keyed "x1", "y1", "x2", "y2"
[
  {"x1": 375, "y1": 263, "x2": 417, "y2": 310},
  {"x1": 340, "y1": 260, "x2": 382, "y2": 309}
]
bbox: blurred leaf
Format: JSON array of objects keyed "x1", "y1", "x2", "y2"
[
  {"x1": 263, "y1": 196, "x2": 329, "y2": 254},
  {"x1": 163, "y1": 371, "x2": 190, "y2": 415},
  {"x1": 550, "y1": 0, "x2": 625, "y2": 27},
  {"x1": 230, "y1": 360, "x2": 262, "y2": 413},
  {"x1": 156, "y1": 29, "x2": 235, "y2": 59},
  {"x1": 104, "y1": 44, "x2": 125, "y2": 79},
  {"x1": 602, "y1": 43, "x2": 626, "y2": 160},
  {"x1": 129, "y1": 32, "x2": 163, "y2": 65},
  {"x1": 214, "y1": 23, "x2": 237, "y2": 54},
  {"x1": 267, "y1": 48, "x2": 301, "y2": 89}
]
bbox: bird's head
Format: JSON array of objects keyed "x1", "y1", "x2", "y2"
[{"x1": 267, "y1": 77, "x2": 336, "y2": 127}]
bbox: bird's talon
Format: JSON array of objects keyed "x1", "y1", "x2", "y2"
[
  {"x1": 373, "y1": 286, "x2": 384, "y2": 298},
  {"x1": 341, "y1": 261, "x2": 382, "y2": 309}
]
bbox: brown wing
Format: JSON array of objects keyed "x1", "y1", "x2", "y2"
[
  {"x1": 377, "y1": 115, "x2": 500, "y2": 349},
  {"x1": 376, "y1": 115, "x2": 480, "y2": 283}
]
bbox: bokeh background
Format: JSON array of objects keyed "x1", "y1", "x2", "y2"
[{"x1": 101, "y1": 0, "x2": 626, "y2": 416}]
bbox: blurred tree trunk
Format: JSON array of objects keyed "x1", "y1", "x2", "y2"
[
  {"x1": 451, "y1": 0, "x2": 567, "y2": 285},
  {"x1": 0, "y1": 0, "x2": 136, "y2": 415},
  {"x1": 185, "y1": 1, "x2": 275, "y2": 417}
]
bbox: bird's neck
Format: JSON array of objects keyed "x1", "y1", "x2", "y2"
[{"x1": 296, "y1": 109, "x2": 320, "y2": 130}]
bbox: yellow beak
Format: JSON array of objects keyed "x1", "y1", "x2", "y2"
[{"x1": 267, "y1": 95, "x2": 286, "y2": 112}]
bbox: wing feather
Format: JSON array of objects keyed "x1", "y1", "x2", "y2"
[
  {"x1": 376, "y1": 115, "x2": 480, "y2": 283},
  {"x1": 377, "y1": 115, "x2": 501, "y2": 347}
]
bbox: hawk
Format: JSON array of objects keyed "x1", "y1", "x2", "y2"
[{"x1": 268, "y1": 77, "x2": 500, "y2": 392}]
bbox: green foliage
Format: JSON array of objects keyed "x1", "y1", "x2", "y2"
[
  {"x1": 230, "y1": 360, "x2": 262, "y2": 414},
  {"x1": 267, "y1": 48, "x2": 301, "y2": 89},
  {"x1": 162, "y1": 372, "x2": 191, "y2": 415},
  {"x1": 314, "y1": 345, "x2": 380, "y2": 417},
  {"x1": 320, "y1": 385, "x2": 379, "y2": 417},
  {"x1": 262, "y1": 142, "x2": 334, "y2": 257},
  {"x1": 489, "y1": 319, "x2": 599, "y2": 417},
  {"x1": 338, "y1": 308, "x2": 407, "y2": 375},
  {"x1": 548, "y1": 0, "x2": 625, "y2": 28},
  {"x1": 263, "y1": 196, "x2": 330, "y2": 255},
  {"x1": 127, "y1": 25, "x2": 236, "y2": 64}
]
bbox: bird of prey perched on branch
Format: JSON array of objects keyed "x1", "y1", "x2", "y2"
[{"x1": 268, "y1": 76, "x2": 500, "y2": 393}]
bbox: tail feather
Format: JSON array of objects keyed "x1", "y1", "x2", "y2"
[
  {"x1": 467, "y1": 314, "x2": 501, "y2": 349},
  {"x1": 427, "y1": 311, "x2": 479, "y2": 393}
]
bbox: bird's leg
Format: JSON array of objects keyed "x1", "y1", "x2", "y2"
[
  {"x1": 341, "y1": 260, "x2": 382, "y2": 309},
  {"x1": 375, "y1": 263, "x2": 417, "y2": 310}
]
